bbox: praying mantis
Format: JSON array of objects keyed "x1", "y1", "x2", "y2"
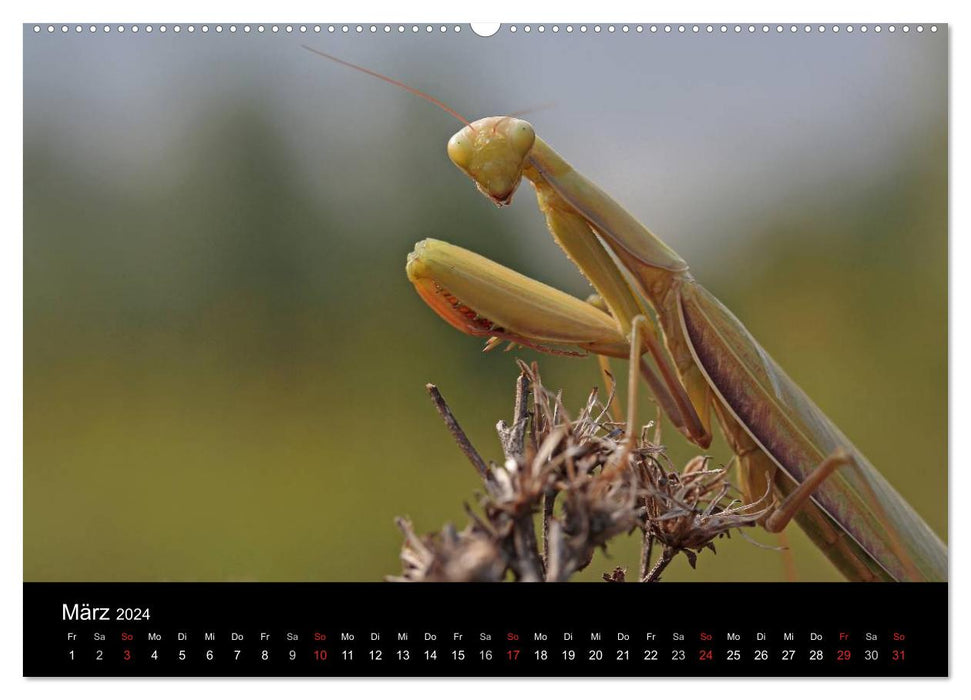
[{"x1": 304, "y1": 46, "x2": 948, "y2": 582}]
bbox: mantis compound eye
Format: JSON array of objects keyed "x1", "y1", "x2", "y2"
[
  {"x1": 506, "y1": 119, "x2": 535, "y2": 158},
  {"x1": 446, "y1": 129, "x2": 474, "y2": 171}
]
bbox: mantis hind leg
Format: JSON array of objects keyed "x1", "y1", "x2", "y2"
[
  {"x1": 760, "y1": 448, "x2": 848, "y2": 582},
  {"x1": 712, "y1": 400, "x2": 804, "y2": 579},
  {"x1": 724, "y1": 426, "x2": 886, "y2": 581},
  {"x1": 764, "y1": 449, "x2": 851, "y2": 533},
  {"x1": 711, "y1": 399, "x2": 849, "y2": 531}
]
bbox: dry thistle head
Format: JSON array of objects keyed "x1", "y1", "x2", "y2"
[
  {"x1": 391, "y1": 361, "x2": 772, "y2": 582},
  {"x1": 639, "y1": 455, "x2": 771, "y2": 570}
]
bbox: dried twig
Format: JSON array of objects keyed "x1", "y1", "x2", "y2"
[
  {"x1": 642, "y1": 546, "x2": 675, "y2": 583},
  {"x1": 425, "y1": 383, "x2": 490, "y2": 480}
]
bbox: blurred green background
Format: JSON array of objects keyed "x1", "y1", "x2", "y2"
[{"x1": 24, "y1": 26, "x2": 946, "y2": 582}]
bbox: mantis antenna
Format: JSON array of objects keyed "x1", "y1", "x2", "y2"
[{"x1": 300, "y1": 45, "x2": 475, "y2": 129}]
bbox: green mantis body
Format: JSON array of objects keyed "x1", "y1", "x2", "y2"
[
  {"x1": 304, "y1": 46, "x2": 947, "y2": 581},
  {"x1": 412, "y1": 116, "x2": 947, "y2": 582}
]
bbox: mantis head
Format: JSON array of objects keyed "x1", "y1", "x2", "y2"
[{"x1": 447, "y1": 117, "x2": 536, "y2": 206}]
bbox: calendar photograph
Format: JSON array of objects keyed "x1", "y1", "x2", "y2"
[
  {"x1": 22, "y1": 19, "x2": 949, "y2": 678},
  {"x1": 24, "y1": 22, "x2": 947, "y2": 585}
]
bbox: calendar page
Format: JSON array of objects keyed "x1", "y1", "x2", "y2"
[{"x1": 22, "y1": 19, "x2": 948, "y2": 678}]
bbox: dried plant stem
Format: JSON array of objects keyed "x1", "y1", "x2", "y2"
[
  {"x1": 425, "y1": 383, "x2": 489, "y2": 479},
  {"x1": 640, "y1": 531, "x2": 655, "y2": 581},
  {"x1": 642, "y1": 546, "x2": 675, "y2": 583}
]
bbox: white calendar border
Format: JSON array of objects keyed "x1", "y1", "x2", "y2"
[{"x1": 2, "y1": 0, "x2": 964, "y2": 697}]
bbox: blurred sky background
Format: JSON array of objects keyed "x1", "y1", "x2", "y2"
[{"x1": 24, "y1": 25, "x2": 946, "y2": 582}]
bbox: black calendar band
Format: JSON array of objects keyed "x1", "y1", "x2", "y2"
[{"x1": 24, "y1": 582, "x2": 948, "y2": 677}]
